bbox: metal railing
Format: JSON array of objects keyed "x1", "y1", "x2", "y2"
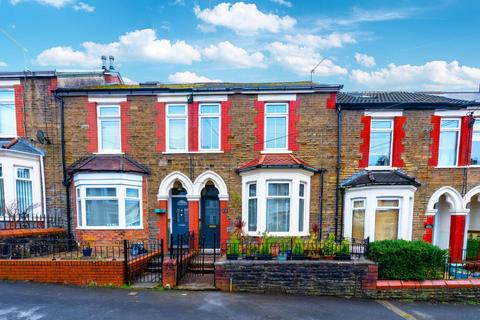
[
  {"x1": 169, "y1": 231, "x2": 195, "y2": 284},
  {"x1": 124, "y1": 239, "x2": 164, "y2": 285},
  {"x1": 0, "y1": 213, "x2": 63, "y2": 230}
]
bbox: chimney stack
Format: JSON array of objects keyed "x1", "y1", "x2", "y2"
[
  {"x1": 101, "y1": 55, "x2": 107, "y2": 70},
  {"x1": 109, "y1": 56, "x2": 115, "y2": 71}
]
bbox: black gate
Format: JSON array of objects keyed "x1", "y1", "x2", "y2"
[
  {"x1": 124, "y1": 239, "x2": 164, "y2": 285},
  {"x1": 182, "y1": 232, "x2": 219, "y2": 287}
]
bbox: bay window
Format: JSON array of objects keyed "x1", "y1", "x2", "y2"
[
  {"x1": 0, "y1": 89, "x2": 16, "y2": 137},
  {"x1": 16, "y1": 167, "x2": 33, "y2": 216},
  {"x1": 166, "y1": 104, "x2": 187, "y2": 152},
  {"x1": 369, "y1": 119, "x2": 393, "y2": 167},
  {"x1": 265, "y1": 103, "x2": 288, "y2": 150},
  {"x1": 199, "y1": 104, "x2": 220, "y2": 150},
  {"x1": 471, "y1": 119, "x2": 480, "y2": 165},
  {"x1": 438, "y1": 118, "x2": 460, "y2": 166},
  {"x1": 374, "y1": 198, "x2": 400, "y2": 241},
  {"x1": 266, "y1": 182, "x2": 290, "y2": 232},
  {"x1": 98, "y1": 105, "x2": 121, "y2": 152}
]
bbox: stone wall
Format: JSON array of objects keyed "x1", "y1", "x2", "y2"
[{"x1": 215, "y1": 259, "x2": 376, "y2": 296}]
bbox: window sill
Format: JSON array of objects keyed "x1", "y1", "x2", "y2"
[
  {"x1": 77, "y1": 226, "x2": 144, "y2": 230},
  {"x1": 434, "y1": 166, "x2": 466, "y2": 169},
  {"x1": 245, "y1": 231, "x2": 310, "y2": 237},
  {"x1": 261, "y1": 150, "x2": 292, "y2": 154},
  {"x1": 93, "y1": 151, "x2": 125, "y2": 155},
  {"x1": 366, "y1": 166, "x2": 396, "y2": 170},
  {"x1": 162, "y1": 150, "x2": 225, "y2": 154}
]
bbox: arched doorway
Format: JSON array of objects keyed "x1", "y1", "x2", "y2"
[
  {"x1": 200, "y1": 183, "x2": 220, "y2": 248},
  {"x1": 171, "y1": 182, "x2": 189, "y2": 244},
  {"x1": 434, "y1": 195, "x2": 452, "y2": 250}
]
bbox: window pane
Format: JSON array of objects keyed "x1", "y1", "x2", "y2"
[
  {"x1": 248, "y1": 198, "x2": 257, "y2": 232},
  {"x1": 16, "y1": 179, "x2": 33, "y2": 216},
  {"x1": 368, "y1": 131, "x2": 391, "y2": 166},
  {"x1": 472, "y1": 132, "x2": 480, "y2": 165},
  {"x1": 438, "y1": 131, "x2": 458, "y2": 166},
  {"x1": 441, "y1": 119, "x2": 460, "y2": 129},
  {"x1": 377, "y1": 199, "x2": 399, "y2": 207},
  {"x1": 101, "y1": 120, "x2": 120, "y2": 150},
  {"x1": 169, "y1": 119, "x2": 186, "y2": 150},
  {"x1": 353, "y1": 199, "x2": 365, "y2": 208},
  {"x1": 167, "y1": 105, "x2": 186, "y2": 115},
  {"x1": 268, "y1": 183, "x2": 289, "y2": 196},
  {"x1": 371, "y1": 120, "x2": 392, "y2": 129},
  {"x1": 265, "y1": 117, "x2": 287, "y2": 149},
  {"x1": 352, "y1": 208, "x2": 365, "y2": 240},
  {"x1": 200, "y1": 104, "x2": 219, "y2": 114},
  {"x1": 86, "y1": 188, "x2": 116, "y2": 197},
  {"x1": 200, "y1": 117, "x2": 219, "y2": 149},
  {"x1": 248, "y1": 184, "x2": 256, "y2": 197},
  {"x1": 77, "y1": 199, "x2": 83, "y2": 226},
  {"x1": 299, "y1": 183, "x2": 305, "y2": 197},
  {"x1": 0, "y1": 168, "x2": 4, "y2": 216},
  {"x1": 126, "y1": 188, "x2": 139, "y2": 198},
  {"x1": 375, "y1": 208, "x2": 399, "y2": 240},
  {"x1": 0, "y1": 103, "x2": 16, "y2": 135},
  {"x1": 266, "y1": 104, "x2": 287, "y2": 114},
  {"x1": 99, "y1": 106, "x2": 119, "y2": 117},
  {"x1": 86, "y1": 200, "x2": 119, "y2": 227},
  {"x1": 0, "y1": 90, "x2": 14, "y2": 101},
  {"x1": 299, "y1": 198, "x2": 304, "y2": 232},
  {"x1": 17, "y1": 168, "x2": 31, "y2": 179},
  {"x1": 267, "y1": 198, "x2": 290, "y2": 232},
  {"x1": 125, "y1": 199, "x2": 141, "y2": 227}
]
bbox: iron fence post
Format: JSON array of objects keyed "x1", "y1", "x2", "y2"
[{"x1": 123, "y1": 240, "x2": 129, "y2": 285}]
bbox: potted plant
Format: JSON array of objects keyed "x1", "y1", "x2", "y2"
[
  {"x1": 82, "y1": 242, "x2": 92, "y2": 257},
  {"x1": 323, "y1": 234, "x2": 336, "y2": 260},
  {"x1": 292, "y1": 237, "x2": 305, "y2": 260},
  {"x1": 306, "y1": 225, "x2": 321, "y2": 259},
  {"x1": 258, "y1": 234, "x2": 272, "y2": 260},
  {"x1": 245, "y1": 242, "x2": 258, "y2": 260},
  {"x1": 335, "y1": 238, "x2": 351, "y2": 260},
  {"x1": 226, "y1": 234, "x2": 240, "y2": 260},
  {"x1": 277, "y1": 238, "x2": 290, "y2": 261},
  {"x1": 270, "y1": 237, "x2": 279, "y2": 258}
]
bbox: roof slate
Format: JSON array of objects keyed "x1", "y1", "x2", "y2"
[
  {"x1": 340, "y1": 170, "x2": 421, "y2": 188},
  {"x1": 237, "y1": 153, "x2": 319, "y2": 173},
  {"x1": 0, "y1": 138, "x2": 44, "y2": 156},
  {"x1": 67, "y1": 154, "x2": 150, "y2": 175}
]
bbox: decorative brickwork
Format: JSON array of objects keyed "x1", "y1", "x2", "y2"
[
  {"x1": 120, "y1": 101, "x2": 132, "y2": 153},
  {"x1": 14, "y1": 84, "x2": 25, "y2": 136},
  {"x1": 359, "y1": 115, "x2": 371, "y2": 168},
  {"x1": 221, "y1": 100, "x2": 232, "y2": 152},
  {"x1": 428, "y1": 115, "x2": 441, "y2": 167},
  {"x1": 189, "y1": 102, "x2": 199, "y2": 152},
  {"x1": 288, "y1": 100, "x2": 300, "y2": 151},
  {"x1": 85, "y1": 101, "x2": 98, "y2": 153},
  {"x1": 254, "y1": 100, "x2": 265, "y2": 151},
  {"x1": 155, "y1": 102, "x2": 166, "y2": 152},
  {"x1": 392, "y1": 116, "x2": 406, "y2": 167}
]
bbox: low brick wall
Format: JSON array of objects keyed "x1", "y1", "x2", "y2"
[
  {"x1": 0, "y1": 228, "x2": 66, "y2": 240},
  {"x1": 0, "y1": 259, "x2": 125, "y2": 286},
  {"x1": 215, "y1": 259, "x2": 377, "y2": 296}
]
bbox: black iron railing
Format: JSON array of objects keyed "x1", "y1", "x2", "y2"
[
  {"x1": 169, "y1": 231, "x2": 195, "y2": 284},
  {"x1": 124, "y1": 239, "x2": 164, "y2": 285},
  {"x1": 0, "y1": 213, "x2": 63, "y2": 230}
]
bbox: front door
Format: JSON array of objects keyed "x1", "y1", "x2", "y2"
[
  {"x1": 201, "y1": 186, "x2": 220, "y2": 248},
  {"x1": 171, "y1": 194, "x2": 189, "y2": 245}
]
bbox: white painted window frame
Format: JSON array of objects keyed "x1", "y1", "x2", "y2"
[
  {"x1": 264, "y1": 102, "x2": 289, "y2": 152},
  {"x1": 97, "y1": 104, "x2": 122, "y2": 154},
  {"x1": 298, "y1": 182, "x2": 306, "y2": 233},
  {"x1": 166, "y1": 103, "x2": 188, "y2": 153},
  {"x1": 247, "y1": 181, "x2": 257, "y2": 232},
  {"x1": 0, "y1": 88, "x2": 17, "y2": 138},
  {"x1": 470, "y1": 118, "x2": 480, "y2": 166},
  {"x1": 351, "y1": 198, "x2": 366, "y2": 239},
  {"x1": 198, "y1": 103, "x2": 221, "y2": 152},
  {"x1": 368, "y1": 118, "x2": 394, "y2": 169},
  {"x1": 375, "y1": 197, "x2": 401, "y2": 240},
  {"x1": 438, "y1": 118, "x2": 461, "y2": 167},
  {"x1": 266, "y1": 180, "x2": 291, "y2": 233}
]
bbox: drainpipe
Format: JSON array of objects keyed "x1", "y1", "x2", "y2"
[
  {"x1": 55, "y1": 94, "x2": 72, "y2": 239},
  {"x1": 334, "y1": 105, "x2": 342, "y2": 240},
  {"x1": 319, "y1": 169, "x2": 324, "y2": 240},
  {"x1": 340, "y1": 188, "x2": 345, "y2": 239}
]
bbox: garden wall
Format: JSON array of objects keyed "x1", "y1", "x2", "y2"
[
  {"x1": 0, "y1": 228, "x2": 66, "y2": 240},
  {"x1": 215, "y1": 259, "x2": 377, "y2": 296}
]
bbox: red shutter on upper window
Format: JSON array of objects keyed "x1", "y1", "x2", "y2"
[
  {"x1": 120, "y1": 101, "x2": 131, "y2": 153},
  {"x1": 359, "y1": 116, "x2": 371, "y2": 168},
  {"x1": 14, "y1": 84, "x2": 25, "y2": 137},
  {"x1": 85, "y1": 101, "x2": 98, "y2": 153},
  {"x1": 458, "y1": 116, "x2": 473, "y2": 166},
  {"x1": 189, "y1": 102, "x2": 199, "y2": 152},
  {"x1": 428, "y1": 115, "x2": 441, "y2": 167},
  {"x1": 47, "y1": 77, "x2": 58, "y2": 96},
  {"x1": 288, "y1": 100, "x2": 299, "y2": 151},
  {"x1": 254, "y1": 100, "x2": 265, "y2": 151},
  {"x1": 392, "y1": 116, "x2": 406, "y2": 167},
  {"x1": 155, "y1": 102, "x2": 166, "y2": 152},
  {"x1": 326, "y1": 93, "x2": 337, "y2": 109},
  {"x1": 221, "y1": 100, "x2": 232, "y2": 152}
]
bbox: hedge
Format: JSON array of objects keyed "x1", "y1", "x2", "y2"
[{"x1": 368, "y1": 240, "x2": 448, "y2": 280}]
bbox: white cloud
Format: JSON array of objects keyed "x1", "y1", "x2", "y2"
[
  {"x1": 202, "y1": 41, "x2": 266, "y2": 68},
  {"x1": 271, "y1": 0, "x2": 292, "y2": 8},
  {"x1": 121, "y1": 76, "x2": 137, "y2": 84},
  {"x1": 354, "y1": 53, "x2": 375, "y2": 68},
  {"x1": 168, "y1": 71, "x2": 222, "y2": 83},
  {"x1": 267, "y1": 42, "x2": 347, "y2": 76},
  {"x1": 36, "y1": 28, "x2": 201, "y2": 67},
  {"x1": 10, "y1": 0, "x2": 73, "y2": 8},
  {"x1": 73, "y1": 2, "x2": 94, "y2": 12},
  {"x1": 194, "y1": 2, "x2": 296, "y2": 35},
  {"x1": 284, "y1": 32, "x2": 356, "y2": 50},
  {"x1": 0, "y1": 61, "x2": 8, "y2": 67},
  {"x1": 350, "y1": 60, "x2": 480, "y2": 90}
]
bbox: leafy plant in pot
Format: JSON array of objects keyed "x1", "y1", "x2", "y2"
[
  {"x1": 335, "y1": 238, "x2": 351, "y2": 260},
  {"x1": 258, "y1": 234, "x2": 272, "y2": 260},
  {"x1": 323, "y1": 234, "x2": 336, "y2": 260},
  {"x1": 246, "y1": 242, "x2": 258, "y2": 260},
  {"x1": 226, "y1": 234, "x2": 240, "y2": 260},
  {"x1": 277, "y1": 238, "x2": 289, "y2": 261},
  {"x1": 82, "y1": 242, "x2": 92, "y2": 257},
  {"x1": 306, "y1": 224, "x2": 321, "y2": 259},
  {"x1": 292, "y1": 237, "x2": 305, "y2": 260}
]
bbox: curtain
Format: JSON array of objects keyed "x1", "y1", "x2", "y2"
[{"x1": 16, "y1": 169, "x2": 33, "y2": 216}]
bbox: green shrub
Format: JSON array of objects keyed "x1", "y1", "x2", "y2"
[
  {"x1": 337, "y1": 239, "x2": 350, "y2": 255},
  {"x1": 227, "y1": 234, "x2": 240, "y2": 255},
  {"x1": 368, "y1": 240, "x2": 448, "y2": 280},
  {"x1": 259, "y1": 234, "x2": 271, "y2": 255},
  {"x1": 323, "y1": 234, "x2": 336, "y2": 256},
  {"x1": 466, "y1": 238, "x2": 480, "y2": 260},
  {"x1": 292, "y1": 237, "x2": 304, "y2": 256}
]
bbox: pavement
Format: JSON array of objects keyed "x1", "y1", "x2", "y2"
[{"x1": 0, "y1": 281, "x2": 479, "y2": 320}]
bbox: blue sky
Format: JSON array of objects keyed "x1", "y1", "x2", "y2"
[{"x1": 1, "y1": 0, "x2": 480, "y2": 90}]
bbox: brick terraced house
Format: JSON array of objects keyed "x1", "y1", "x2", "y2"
[{"x1": 337, "y1": 92, "x2": 480, "y2": 260}]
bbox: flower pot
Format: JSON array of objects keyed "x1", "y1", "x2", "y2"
[
  {"x1": 226, "y1": 254, "x2": 239, "y2": 260},
  {"x1": 258, "y1": 254, "x2": 272, "y2": 260},
  {"x1": 245, "y1": 255, "x2": 255, "y2": 260},
  {"x1": 335, "y1": 254, "x2": 351, "y2": 261},
  {"x1": 324, "y1": 255, "x2": 335, "y2": 260},
  {"x1": 277, "y1": 253, "x2": 288, "y2": 261},
  {"x1": 308, "y1": 255, "x2": 321, "y2": 260},
  {"x1": 292, "y1": 254, "x2": 305, "y2": 260},
  {"x1": 82, "y1": 248, "x2": 92, "y2": 257}
]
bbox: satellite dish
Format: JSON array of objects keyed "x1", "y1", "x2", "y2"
[{"x1": 36, "y1": 130, "x2": 51, "y2": 145}]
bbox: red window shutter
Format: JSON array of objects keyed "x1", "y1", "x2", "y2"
[
  {"x1": 120, "y1": 101, "x2": 131, "y2": 153},
  {"x1": 155, "y1": 102, "x2": 166, "y2": 152},
  {"x1": 13, "y1": 84, "x2": 25, "y2": 137},
  {"x1": 288, "y1": 100, "x2": 299, "y2": 151},
  {"x1": 254, "y1": 100, "x2": 265, "y2": 151},
  {"x1": 85, "y1": 102, "x2": 98, "y2": 153},
  {"x1": 326, "y1": 93, "x2": 337, "y2": 109},
  {"x1": 392, "y1": 116, "x2": 406, "y2": 167},
  {"x1": 457, "y1": 116, "x2": 473, "y2": 166},
  {"x1": 359, "y1": 116, "x2": 371, "y2": 168},
  {"x1": 189, "y1": 102, "x2": 199, "y2": 152},
  {"x1": 221, "y1": 100, "x2": 232, "y2": 152},
  {"x1": 428, "y1": 115, "x2": 441, "y2": 167},
  {"x1": 47, "y1": 77, "x2": 58, "y2": 96}
]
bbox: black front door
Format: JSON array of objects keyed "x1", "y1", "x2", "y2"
[{"x1": 201, "y1": 185, "x2": 220, "y2": 248}]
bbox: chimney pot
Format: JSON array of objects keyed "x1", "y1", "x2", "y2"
[
  {"x1": 101, "y1": 56, "x2": 107, "y2": 70},
  {"x1": 109, "y1": 56, "x2": 115, "y2": 71}
]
